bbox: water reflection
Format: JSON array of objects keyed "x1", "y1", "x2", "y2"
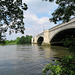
[
  {"x1": 0, "y1": 45, "x2": 71, "y2": 75},
  {"x1": 50, "y1": 46, "x2": 70, "y2": 58}
]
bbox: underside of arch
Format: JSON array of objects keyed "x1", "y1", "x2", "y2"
[
  {"x1": 37, "y1": 37, "x2": 44, "y2": 45},
  {"x1": 50, "y1": 28, "x2": 75, "y2": 45}
]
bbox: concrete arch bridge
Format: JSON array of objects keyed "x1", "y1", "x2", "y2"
[{"x1": 32, "y1": 18, "x2": 75, "y2": 45}]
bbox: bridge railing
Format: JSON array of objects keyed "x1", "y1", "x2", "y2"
[{"x1": 49, "y1": 17, "x2": 75, "y2": 32}]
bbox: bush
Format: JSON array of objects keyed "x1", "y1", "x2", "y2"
[
  {"x1": 42, "y1": 56, "x2": 75, "y2": 75},
  {"x1": 63, "y1": 36, "x2": 75, "y2": 52}
]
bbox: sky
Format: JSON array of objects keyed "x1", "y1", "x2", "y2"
[{"x1": 6, "y1": 0, "x2": 58, "y2": 40}]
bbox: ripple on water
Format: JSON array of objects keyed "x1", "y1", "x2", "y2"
[{"x1": 0, "y1": 45, "x2": 71, "y2": 75}]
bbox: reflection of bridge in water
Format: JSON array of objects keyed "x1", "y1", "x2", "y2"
[{"x1": 32, "y1": 18, "x2": 75, "y2": 45}]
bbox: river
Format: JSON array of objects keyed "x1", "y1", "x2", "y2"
[{"x1": 0, "y1": 44, "x2": 71, "y2": 75}]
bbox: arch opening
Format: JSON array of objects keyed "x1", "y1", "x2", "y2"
[
  {"x1": 37, "y1": 37, "x2": 44, "y2": 45},
  {"x1": 50, "y1": 28, "x2": 75, "y2": 45}
]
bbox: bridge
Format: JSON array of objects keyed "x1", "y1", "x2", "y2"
[{"x1": 32, "y1": 18, "x2": 75, "y2": 45}]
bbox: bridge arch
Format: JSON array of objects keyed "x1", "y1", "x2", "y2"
[
  {"x1": 50, "y1": 28, "x2": 75, "y2": 45},
  {"x1": 37, "y1": 36, "x2": 44, "y2": 44},
  {"x1": 32, "y1": 18, "x2": 75, "y2": 45}
]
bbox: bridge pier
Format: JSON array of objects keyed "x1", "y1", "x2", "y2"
[
  {"x1": 31, "y1": 36, "x2": 37, "y2": 44},
  {"x1": 42, "y1": 30, "x2": 50, "y2": 45},
  {"x1": 32, "y1": 30, "x2": 50, "y2": 45}
]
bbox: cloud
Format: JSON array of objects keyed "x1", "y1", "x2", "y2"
[
  {"x1": 6, "y1": 0, "x2": 57, "y2": 40},
  {"x1": 23, "y1": 0, "x2": 58, "y2": 14},
  {"x1": 24, "y1": 11, "x2": 57, "y2": 36}
]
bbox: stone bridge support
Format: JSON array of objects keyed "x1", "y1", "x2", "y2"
[
  {"x1": 32, "y1": 36, "x2": 37, "y2": 44},
  {"x1": 43, "y1": 30, "x2": 50, "y2": 44}
]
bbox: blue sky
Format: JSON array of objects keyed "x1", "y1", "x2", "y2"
[{"x1": 6, "y1": 0, "x2": 58, "y2": 40}]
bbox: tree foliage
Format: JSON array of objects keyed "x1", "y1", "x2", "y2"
[
  {"x1": 43, "y1": 0, "x2": 75, "y2": 24},
  {"x1": 63, "y1": 35, "x2": 75, "y2": 53},
  {"x1": 0, "y1": 33, "x2": 6, "y2": 44},
  {"x1": 4, "y1": 35, "x2": 32, "y2": 45},
  {"x1": 0, "y1": 0, "x2": 28, "y2": 42},
  {"x1": 17, "y1": 35, "x2": 32, "y2": 44}
]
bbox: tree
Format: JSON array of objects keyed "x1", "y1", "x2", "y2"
[
  {"x1": 19, "y1": 36, "x2": 26, "y2": 44},
  {"x1": 0, "y1": 33, "x2": 6, "y2": 44},
  {"x1": 43, "y1": 0, "x2": 75, "y2": 24},
  {"x1": 0, "y1": 0, "x2": 28, "y2": 43},
  {"x1": 25, "y1": 35, "x2": 32, "y2": 43},
  {"x1": 16, "y1": 35, "x2": 32, "y2": 44},
  {"x1": 16, "y1": 37, "x2": 20, "y2": 44}
]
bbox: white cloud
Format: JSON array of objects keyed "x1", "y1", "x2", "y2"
[
  {"x1": 23, "y1": 0, "x2": 58, "y2": 14},
  {"x1": 24, "y1": 11, "x2": 57, "y2": 36},
  {"x1": 6, "y1": 0, "x2": 57, "y2": 40}
]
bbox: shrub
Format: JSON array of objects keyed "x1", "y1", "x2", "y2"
[{"x1": 42, "y1": 55, "x2": 75, "y2": 75}]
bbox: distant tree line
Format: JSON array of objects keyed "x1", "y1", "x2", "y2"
[
  {"x1": 16, "y1": 35, "x2": 32, "y2": 44},
  {"x1": 4, "y1": 35, "x2": 32, "y2": 45}
]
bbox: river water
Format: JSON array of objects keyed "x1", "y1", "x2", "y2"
[{"x1": 0, "y1": 44, "x2": 71, "y2": 75}]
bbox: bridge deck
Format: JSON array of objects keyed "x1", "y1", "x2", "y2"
[{"x1": 49, "y1": 17, "x2": 75, "y2": 32}]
